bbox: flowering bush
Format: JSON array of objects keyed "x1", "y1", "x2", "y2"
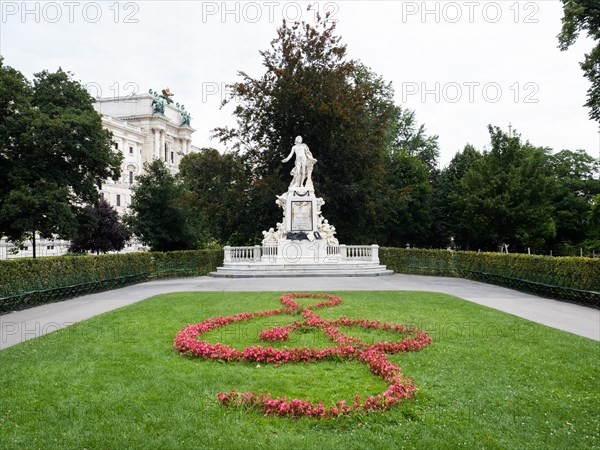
[
  {"x1": 174, "y1": 293, "x2": 432, "y2": 418},
  {"x1": 259, "y1": 326, "x2": 294, "y2": 342}
]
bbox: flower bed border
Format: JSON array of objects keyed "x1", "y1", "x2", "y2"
[{"x1": 174, "y1": 293, "x2": 432, "y2": 418}]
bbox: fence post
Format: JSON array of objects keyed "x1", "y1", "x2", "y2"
[
  {"x1": 224, "y1": 246, "x2": 232, "y2": 263},
  {"x1": 254, "y1": 245, "x2": 261, "y2": 262},
  {"x1": 371, "y1": 244, "x2": 379, "y2": 263}
]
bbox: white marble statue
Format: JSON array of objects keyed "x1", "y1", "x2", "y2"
[
  {"x1": 262, "y1": 228, "x2": 278, "y2": 246},
  {"x1": 275, "y1": 222, "x2": 286, "y2": 240},
  {"x1": 282, "y1": 136, "x2": 317, "y2": 189},
  {"x1": 319, "y1": 219, "x2": 339, "y2": 246},
  {"x1": 316, "y1": 197, "x2": 325, "y2": 216},
  {"x1": 276, "y1": 193, "x2": 288, "y2": 212}
]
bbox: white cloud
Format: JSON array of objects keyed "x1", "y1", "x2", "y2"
[{"x1": 1, "y1": 0, "x2": 597, "y2": 165}]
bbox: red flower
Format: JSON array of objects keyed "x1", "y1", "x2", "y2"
[{"x1": 173, "y1": 293, "x2": 432, "y2": 418}]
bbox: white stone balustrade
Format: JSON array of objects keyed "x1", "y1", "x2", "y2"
[
  {"x1": 224, "y1": 246, "x2": 262, "y2": 263},
  {"x1": 345, "y1": 244, "x2": 379, "y2": 262},
  {"x1": 224, "y1": 244, "x2": 379, "y2": 264}
]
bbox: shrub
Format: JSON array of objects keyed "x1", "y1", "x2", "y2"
[
  {"x1": 0, "y1": 250, "x2": 223, "y2": 313},
  {"x1": 380, "y1": 248, "x2": 599, "y2": 307}
]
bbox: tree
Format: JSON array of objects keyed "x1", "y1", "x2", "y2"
[
  {"x1": 590, "y1": 194, "x2": 600, "y2": 236},
  {"x1": 125, "y1": 160, "x2": 196, "y2": 251},
  {"x1": 390, "y1": 108, "x2": 440, "y2": 173},
  {"x1": 584, "y1": 194, "x2": 600, "y2": 253},
  {"x1": 179, "y1": 148, "x2": 250, "y2": 245},
  {"x1": 378, "y1": 151, "x2": 432, "y2": 247},
  {"x1": 213, "y1": 11, "x2": 437, "y2": 244},
  {"x1": 547, "y1": 149, "x2": 600, "y2": 254},
  {"x1": 558, "y1": 0, "x2": 600, "y2": 122},
  {"x1": 433, "y1": 144, "x2": 483, "y2": 249},
  {"x1": 0, "y1": 59, "x2": 122, "y2": 256},
  {"x1": 68, "y1": 199, "x2": 130, "y2": 254},
  {"x1": 453, "y1": 126, "x2": 556, "y2": 251}
]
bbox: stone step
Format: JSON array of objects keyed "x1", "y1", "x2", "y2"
[
  {"x1": 209, "y1": 263, "x2": 394, "y2": 278},
  {"x1": 209, "y1": 270, "x2": 394, "y2": 278},
  {"x1": 218, "y1": 263, "x2": 388, "y2": 270}
]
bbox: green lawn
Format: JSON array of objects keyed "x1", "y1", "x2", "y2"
[{"x1": 0, "y1": 291, "x2": 598, "y2": 449}]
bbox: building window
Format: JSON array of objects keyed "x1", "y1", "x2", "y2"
[
  {"x1": 114, "y1": 142, "x2": 119, "y2": 150},
  {"x1": 129, "y1": 171, "x2": 134, "y2": 185},
  {"x1": 129, "y1": 146, "x2": 134, "y2": 154},
  {"x1": 164, "y1": 143, "x2": 168, "y2": 162},
  {"x1": 23, "y1": 246, "x2": 28, "y2": 251},
  {"x1": 100, "y1": 192, "x2": 104, "y2": 200},
  {"x1": 116, "y1": 194, "x2": 121, "y2": 207},
  {"x1": 47, "y1": 245, "x2": 54, "y2": 250},
  {"x1": 170, "y1": 152, "x2": 174, "y2": 163}
]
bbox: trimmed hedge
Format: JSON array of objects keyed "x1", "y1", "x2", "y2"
[
  {"x1": 1, "y1": 248, "x2": 597, "y2": 314},
  {"x1": 0, "y1": 250, "x2": 223, "y2": 313},
  {"x1": 380, "y1": 248, "x2": 600, "y2": 307}
]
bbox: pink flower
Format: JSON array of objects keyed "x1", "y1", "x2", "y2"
[{"x1": 174, "y1": 292, "x2": 432, "y2": 418}]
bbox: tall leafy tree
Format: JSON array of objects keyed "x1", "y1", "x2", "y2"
[
  {"x1": 583, "y1": 194, "x2": 600, "y2": 252},
  {"x1": 213, "y1": 11, "x2": 437, "y2": 244},
  {"x1": 0, "y1": 59, "x2": 122, "y2": 256},
  {"x1": 213, "y1": 14, "x2": 389, "y2": 242},
  {"x1": 390, "y1": 108, "x2": 440, "y2": 173},
  {"x1": 378, "y1": 151, "x2": 432, "y2": 247},
  {"x1": 558, "y1": 0, "x2": 600, "y2": 121},
  {"x1": 454, "y1": 126, "x2": 556, "y2": 251},
  {"x1": 179, "y1": 148, "x2": 250, "y2": 245},
  {"x1": 589, "y1": 194, "x2": 600, "y2": 238},
  {"x1": 434, "y1": 144, "x2": 483, "y2": 249},
  {"x1": 125, "y1": 160, "x2": 196, "y2": 251},
  {"x1": 547, "y1": 149, "x2": 600, "y2": 254},
  {"x1": 68, "y1": 199, "x2": 130, "y2": 254}
]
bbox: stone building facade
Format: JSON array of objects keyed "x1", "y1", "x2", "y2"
[
  {"x1": 1, "y1": 90, "x2": 198, "y2": 258},
  {"x1": 94, "y1": 91, "x2": 198, "y2": 214}
]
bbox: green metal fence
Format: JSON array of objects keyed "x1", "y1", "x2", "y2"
[
  {"x1": 0, "y1": 250, "x2": 223, "y2": 314},
  {"x1": 381, "y1": 248, "x2": 600, "y2": 308}
]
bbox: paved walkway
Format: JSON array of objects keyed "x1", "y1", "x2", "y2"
[{"x1": 1, "y1": 274, "x2": 598, "y2": 349}]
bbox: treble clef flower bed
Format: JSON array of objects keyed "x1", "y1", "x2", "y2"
[{"x1": 173, "y1": 293, "x2": 432, "y2": 418}]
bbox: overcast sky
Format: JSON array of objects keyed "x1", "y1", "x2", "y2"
[{"x1": 1, "y1": 0, "x2": 598, "y2": 166}]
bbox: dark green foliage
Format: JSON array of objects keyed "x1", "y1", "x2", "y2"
[
  {"x1": 546, "y1": 150, "x2": 600, "y2": 255},
  {"x1": 450, "y1": 127, "x2": 556, "y2": 251},
  {"x1": 380, "y1": 248, "x2": 600, "y2": 306},
  {"x1": 586, "y1": 194, "x2": 600, "y2": 251},
  {"x1": 390, "y1": 108, "x2": 440, "y2": 173},
  {"x1": 591, "y1": 194, "x2": 600, "y2": 233},
  {"x1": 179, "y1": 149, "x2": 251, "y2": 245},
  {"x1": 433, "y1": 144, "x2": 482, "y2": 249},
  {"x1": 558, "y1": 0, "x2": 600, "y2": 121},
  {"x1": 125, "y1": 160, "x2": 196, "y2": 251},
  {"x1": 213, "y1": 13, "x2": 437, "y2": 244},
  {"x1": 0, "y1": 59, "x2": 122, "y2": 249},
  {"x1": 69, "y1": 199, "x2": 131, "y2": 254},
  {"x1": 378, "y1": 151, "x2": 432, "y2": 247},
  {"x1": 436, "y1": 138, "x2": 600, "y2": 254}
]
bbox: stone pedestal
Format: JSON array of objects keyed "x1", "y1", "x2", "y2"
[
  {"x1": 261, "y1": 239, "x2": 330, "y2": 264},
  {"x1": 285, "y1": 187, "x2": 319, "y2": 235}
]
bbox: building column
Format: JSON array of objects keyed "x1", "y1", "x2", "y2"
[
  {"x1": 153, "y1": 128, "x2": 160, "y2": 159},
  {"x1": 160, "y1": 130, "x2": 165, "y2": 161}
]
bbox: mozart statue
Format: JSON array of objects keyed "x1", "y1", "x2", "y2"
[{"x1": 282, "y1": 136, "x2": 317, "y2": 189}]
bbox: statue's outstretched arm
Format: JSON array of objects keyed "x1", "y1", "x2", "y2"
[{"x1": 282, "y1": 147, "x2": 295, "y2": 163}]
